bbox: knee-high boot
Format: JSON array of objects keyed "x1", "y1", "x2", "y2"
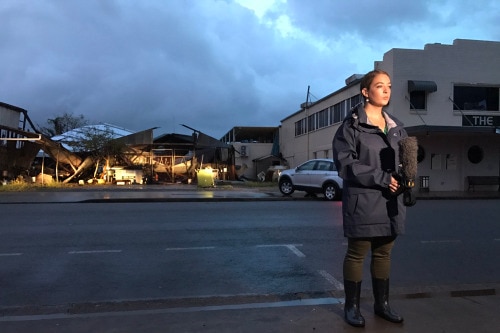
[
  {"x1": 344, "y1": 280, "x2": 365, "y2": 327},
  {"x1": 372, "y1": 278, "x2": 404, "y2": 323}
]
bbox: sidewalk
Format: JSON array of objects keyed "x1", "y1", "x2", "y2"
[
  {"x1": 1, "y1": 182, "x2": 499, "y2": 203},
  {"x1": 1, "y1": 291, "x2": 499, "y2": 332}
]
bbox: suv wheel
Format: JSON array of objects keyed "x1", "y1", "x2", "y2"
[
  {"x1": 279, "y1": 178, "x2": 295, "y2": 195},
  {"x1": 323, "y1": 182, "x2": 340, "y2": 201}
]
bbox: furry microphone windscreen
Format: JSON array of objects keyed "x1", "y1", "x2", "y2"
[{"x1": 399, "y1": 136, "x2": 418, "y2": 179}]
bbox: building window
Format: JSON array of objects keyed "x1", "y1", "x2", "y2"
[
  {"x1": 328, "y1": 95, "x2": 362, "y2": 126},
  {"x1": 318, "y1": 108, "x2": 329, "y2": 128},
  {"x1": 294, "y1": 94, "x2": 361, "y2": 137},
  {"x1": 308, "y1": 113, "x2": 316, "y2": 132},
  {"x1": 349, "y1": 94, "x2": 362, "y2": 109},
  {"x1": 417, "y1": 145, "x2": 425, "y2": 163},
  {"x1": 295, "y1": 118, "x2": 307, "y2": 136},
  {"x1": 332, "y1": 103, "x2": 342, "y2": 123},
  {"x1": 340, "y1": 100, "x2": 348, "y2": 119},
  {"x1": 453, "y1": 86, "x2": 499, "y2": 111},
  {"x1": 410, "y1": 91, "x2": 426, "y2": 110},
  {"x1": 467, "y1": 145, "x2": 484, "y2": 164},
  {"x1": 408, "y1": 80, "x2": 436, "y2": 110}
]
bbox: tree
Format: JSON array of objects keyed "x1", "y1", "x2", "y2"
[
  {"x1": 64, "y1": 125, "x2": 127, "y2": 182},
  {"x1": 40, "y1": 112, "x2": 88, "y2": 137}
]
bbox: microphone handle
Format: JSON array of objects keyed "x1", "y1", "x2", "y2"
[{"x1": 403, "y1": 189, "x2": 417, "y2": 207}]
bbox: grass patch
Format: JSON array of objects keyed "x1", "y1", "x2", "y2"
[{"x1": 0, "y1": 181, "x2": 71, "y2": 192}]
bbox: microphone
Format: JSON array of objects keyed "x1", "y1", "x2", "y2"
[
  {"x1": 399, "y1": 136, "x2": 418, "y2": 186},
  {"x1": 395, "y1": 136, "x2": 418, "y2": 206}
]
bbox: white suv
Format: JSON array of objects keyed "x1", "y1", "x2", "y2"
[{"x1": 278, "y1": 159, "x2": 343, "y2": 201}]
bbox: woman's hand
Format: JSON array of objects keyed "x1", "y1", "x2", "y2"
[{"x1": 389, "y1": 176, "x2": 400, "y2": 193}]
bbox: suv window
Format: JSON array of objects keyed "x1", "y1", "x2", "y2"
[
  {"x1": 315, "y1": 161, "x2": 332, "y2": 171},
  {"x1": 297, "y1": 161, "x2": 316, "y2": 171}
]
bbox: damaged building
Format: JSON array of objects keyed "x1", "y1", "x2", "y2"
[
  {"x1": 153, "y1": 128, "x2": 234, "y2": 183},
  {"x1": 1, "y1": 102, "x2": 238, "y2": 184},
  {"x1": 0, "y1": 102, "x2": 41, "y2": 182}
]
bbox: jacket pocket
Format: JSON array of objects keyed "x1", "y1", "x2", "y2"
[{"x1": 346, "y1": 190, "x2": 387, "y2": 224}]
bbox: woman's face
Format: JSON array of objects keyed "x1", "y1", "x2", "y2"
[{"x1": 363, "y1": 73, "x2": 391, "y2": 107}]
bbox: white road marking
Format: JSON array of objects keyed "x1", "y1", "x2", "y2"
[
  {"x1": 256, "y1": 244, "x2": 305, "y2": 257},
  {"x1": 285, "y1": 244, "x2": 306, "y2": 258},
  {"x1": 420, "y1": 240, "x2": 462, "y2": 244},
  {"x1": 0, "y1": 253, "x2": 23, "y2": 257},
  {"x1": 165, "y1": 247, "x2": 215, "y2": 251},
  {"x1": 0, "y1": 297, "x2": 344, "y2": 321},
  {"x1": 318, "y1": 270, "x2": 344, "y2": 290},
  {"x1": 68, "y1": 250, "x2": 122, "y2": 254}
]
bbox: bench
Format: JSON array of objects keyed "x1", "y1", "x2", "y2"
[{"x1": 467, "y1": 176, "x2": 500, "y2": 191}]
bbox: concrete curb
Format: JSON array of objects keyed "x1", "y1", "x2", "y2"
[{"x1": 1, "y1": 283, "x2": 497, "y2": 318}]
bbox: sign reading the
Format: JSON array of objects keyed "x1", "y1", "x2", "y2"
[{"x1": 462, "y1": 115, "x2": 500, "y2": 127}]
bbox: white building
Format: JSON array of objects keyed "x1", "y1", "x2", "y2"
[
  {"x1": 220, "y1": 126, "x2": 281, "y2": 180},
  {"x1": 279, "y1": 39, "x2": 500, "y2": 192}
]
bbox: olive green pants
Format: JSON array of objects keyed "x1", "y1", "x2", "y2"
[{"x1": 343, "y1": 236, "x2": 396, "y2": 282}]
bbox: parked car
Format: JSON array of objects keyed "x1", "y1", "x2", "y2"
[{"x1": 278, "y1": 159, "x2": 342, "y2": 201}]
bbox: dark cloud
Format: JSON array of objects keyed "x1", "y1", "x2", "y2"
[
  {"x1": 284, "y1": 0, "x2": 432, "y2": 38},
  {"x1": 0, "y1": 0, "x2": 498, "y2": 138}
]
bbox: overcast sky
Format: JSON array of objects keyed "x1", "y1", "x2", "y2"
[{"x1": 1, "y1": 0, "x2": 499, "y2": 138}]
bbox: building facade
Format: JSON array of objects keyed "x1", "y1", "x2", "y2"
[
  {"x1": 220, "y1": 126, "x2": 281, "y2": 180},
  {"x1": 0, "y1": 102, "x2": 41, "y2": 181},
  {"x1": 280, "y1": 39, "x2": 500, "y2": 192}
]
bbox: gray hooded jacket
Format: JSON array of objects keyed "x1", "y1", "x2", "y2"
[{"x1": 332, "y1": 104, "x2": 407, "y2": 238}]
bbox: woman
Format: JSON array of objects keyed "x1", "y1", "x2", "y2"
[{"x1": 332, "y1": 69, "x2": 406, "y2": 327}]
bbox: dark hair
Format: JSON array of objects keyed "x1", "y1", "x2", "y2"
[{"x1": 360, "y1": 69, "x2": 390, "y2": 93}]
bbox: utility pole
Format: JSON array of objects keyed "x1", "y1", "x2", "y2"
[{"x1": 305, "y1": 85, "x2": 310, "y2": 160}]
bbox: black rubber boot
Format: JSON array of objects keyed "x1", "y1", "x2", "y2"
[
  {"x1": 372, "y1": 278, "x2": 404, "y2": 323},
  {"x1": 344, "y1": 280, "x2": 365, "y2": 327}
]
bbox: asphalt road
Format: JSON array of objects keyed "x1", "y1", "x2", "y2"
[{"x1": 0, "y1": 200, "x2": 499, "y2": 314}]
